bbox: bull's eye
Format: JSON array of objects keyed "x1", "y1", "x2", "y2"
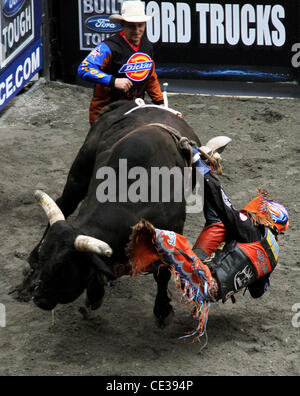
[
  {"x1": 33, "y1": 280, "x2": 46, "y2": 293},
  {"x1": 33, "y1": 280, "x2": 42, "y2": 288}
]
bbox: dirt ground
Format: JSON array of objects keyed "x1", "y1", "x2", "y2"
[{"x1": 0, "y1": 80, "x2": 299, "y2": 376}]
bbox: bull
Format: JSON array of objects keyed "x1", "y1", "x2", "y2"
[{"x1": 23, "y1": 100, "x2": 204, "y2": 325}]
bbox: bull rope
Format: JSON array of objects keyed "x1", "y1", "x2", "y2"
[
  {"x1": 146, "y1": 122, "x2": 223, "y2": 174},
  {"x1": 123, "y1": 99, "x2": 223, "y2": 174},
  {"x1": 124, "y1": 99, "x2": 182, "y2": 117}
]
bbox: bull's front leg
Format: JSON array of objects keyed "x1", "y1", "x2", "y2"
[
  {"x1": 153, "y1": 265, "x2": 174, "y2": 327},
  {"x1": 78, "y1": 273, "x2": 106, "y2": 320}
]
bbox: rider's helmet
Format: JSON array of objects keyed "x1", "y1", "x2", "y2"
[
  {"x1": 266, "y1": 200, "x2": 289, "y2": 234},
  {"x1": 243, "y1": 192, "x2": 289, "y2": 235}
]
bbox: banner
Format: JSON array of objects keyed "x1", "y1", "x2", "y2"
[
  {"x1": 0, "y1": 0, "x2": 42, "y2": 112},
  {"x1": 72, "y1": 1, "x2": 300, "y2": 82},
  {"x1": 78, "y1": 0, "x2": 123, "y2": 50},
  {"x1": 146, "y1": 1, "x2": 288, "y2": 46}
]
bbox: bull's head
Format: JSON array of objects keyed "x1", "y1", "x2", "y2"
[{"x1": 31, "y1": 191, "x2": 114, "y2": 311}]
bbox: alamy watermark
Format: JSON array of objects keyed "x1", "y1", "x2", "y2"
[
  {"x1": 95, "y1": 160, "x2": 205, "y2": 214},
  {"x1": 291, "y1": 43, "x2": 300, "y2": 68},
  {"x1": 0, "y1": 304, "x2": 6, "y2": 328},
  {"x1": 292, "y1": 303, "x2": 300, "y2": 328}
]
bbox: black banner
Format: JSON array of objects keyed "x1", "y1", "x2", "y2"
[
  {"x1": 146, "y1": 0, "x2": 299, "y2": 80},
  {"x1": 54, "y1": 0, "x2": 300, "y2": 82}
]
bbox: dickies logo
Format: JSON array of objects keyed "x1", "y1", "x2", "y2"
[
  {"x1": 119, "y1": 53, "x2": 153, "y2": 82},
  {"x1": 3, "y1": 0, "x2": 25, "y2": 17}
]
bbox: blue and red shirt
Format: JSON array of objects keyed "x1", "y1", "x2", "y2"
[{"x1": 78, "y1": 32, "x2": 164, "y2": 123}]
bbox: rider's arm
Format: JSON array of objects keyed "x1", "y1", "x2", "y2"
[
  {"x1": 145, "y1": 61, "x2": 164, "y2": 105},
  {"x1": 204, "y1": 172, "x2": 273, "y2": 299},
  {"x1": 77, "y1": 43, "x2": 115, "y2": 87},
  {"x1": 203, "y1": 172, "x2": 262, "y2": 243}
]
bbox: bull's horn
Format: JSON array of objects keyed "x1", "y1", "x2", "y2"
[
  {"x1": 34, "y1": 190, "x2": 65, "y2": 226},
  {"x1": 205, "y1": 136, "x2": 232, "y2": 153},
  {"x1": 74, "y1": 235, "x2": 113, "y2": 257}
]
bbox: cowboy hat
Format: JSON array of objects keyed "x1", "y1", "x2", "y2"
[{"x1": 109, "y1": 1, "x2": 154, "y2": 24}]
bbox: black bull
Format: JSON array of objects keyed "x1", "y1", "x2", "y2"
[{"x1": 22, "y1": 100, "x2": 201, "y2": 325}]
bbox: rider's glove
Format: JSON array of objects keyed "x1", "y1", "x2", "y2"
[{"x1": 192, "y1": 147, "x2": 211, "y2": 175}]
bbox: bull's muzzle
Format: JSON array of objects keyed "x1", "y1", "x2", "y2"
[{"x1": 32, "y1": 280, "x2": 57, "y2": 311}]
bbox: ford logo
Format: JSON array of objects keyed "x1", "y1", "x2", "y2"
[
  {"x1": 86, "y1": 15, "x2": 122, "y2": 33},
  {"x1": 3, "y1": 0, "x2": 26, "y2": 17}
]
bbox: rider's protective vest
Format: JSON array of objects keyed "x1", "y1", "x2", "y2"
[
  {"x1": 237, "y1": 228, "x2": 279, "y2": 278},
  {"x1": 203, "y1": 227, "x2": 279, "y2": 302},
  {"x1": 87, "y1": 34, "x2": 163, "y2": 123}
]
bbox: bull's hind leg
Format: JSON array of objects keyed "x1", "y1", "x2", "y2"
[{"x1": 153, "y1": 265, "x2": 174, "y2": 327}]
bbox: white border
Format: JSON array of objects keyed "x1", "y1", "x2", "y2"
[
  {"x1": 78, "y1": 0, "x2": 92, "y2": 51},
  {"x1": 78, "y1": 0, "x2": 86, "y2": 51}
]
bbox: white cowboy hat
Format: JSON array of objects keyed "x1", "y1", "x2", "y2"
[{"x1": 109, "y1": 1, "x2": 154, "y2": 24}]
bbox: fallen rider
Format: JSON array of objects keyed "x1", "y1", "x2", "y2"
[{"x1": 127, "y1": 150, "x2": 289, "y2": 340}]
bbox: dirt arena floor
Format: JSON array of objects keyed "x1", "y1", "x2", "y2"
[{"x1": 0, "y1": 80, "x2": 299, "y2": 376}]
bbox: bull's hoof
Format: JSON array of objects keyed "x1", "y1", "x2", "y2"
[
  {"x1": 79, "y1": 299, "x2": 101, "y2": 320},
  {"x1": 85, "y1": 296, "x2": 104, "y2": 311},
  {"x1": 84, "y1": 290, "x2": 104, "y2": 311},
  {"x1": 154, "y1": 307, "x2": 174, "y2": 328},
  {"x1": 79, "y1": 306, "x2": 95, "y2": 320}
]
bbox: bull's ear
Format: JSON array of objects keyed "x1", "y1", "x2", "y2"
[{"x1": 90, "y1": 255, "x2": 116, "y2": 280}]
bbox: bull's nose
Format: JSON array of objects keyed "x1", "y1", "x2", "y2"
[
  {"x1": 33, "y1": 285, "x2": 44, "y2": 299},
  {"x1": 32, "y1": 281, "x2": 57, "y2": 311},
  {"x1": 32, "y1": 280, "x2": 47, "y2": 297},
  {"x1": 32, "y1": 296, "x2": 57, "y2": 311},
  {"x1": 33, "y1": 279, "x2": 43, "y2": 290}
]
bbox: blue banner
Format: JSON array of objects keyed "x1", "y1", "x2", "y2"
[{"x1": 0, "y1": 0, "x2": 42, "y2": 112}]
